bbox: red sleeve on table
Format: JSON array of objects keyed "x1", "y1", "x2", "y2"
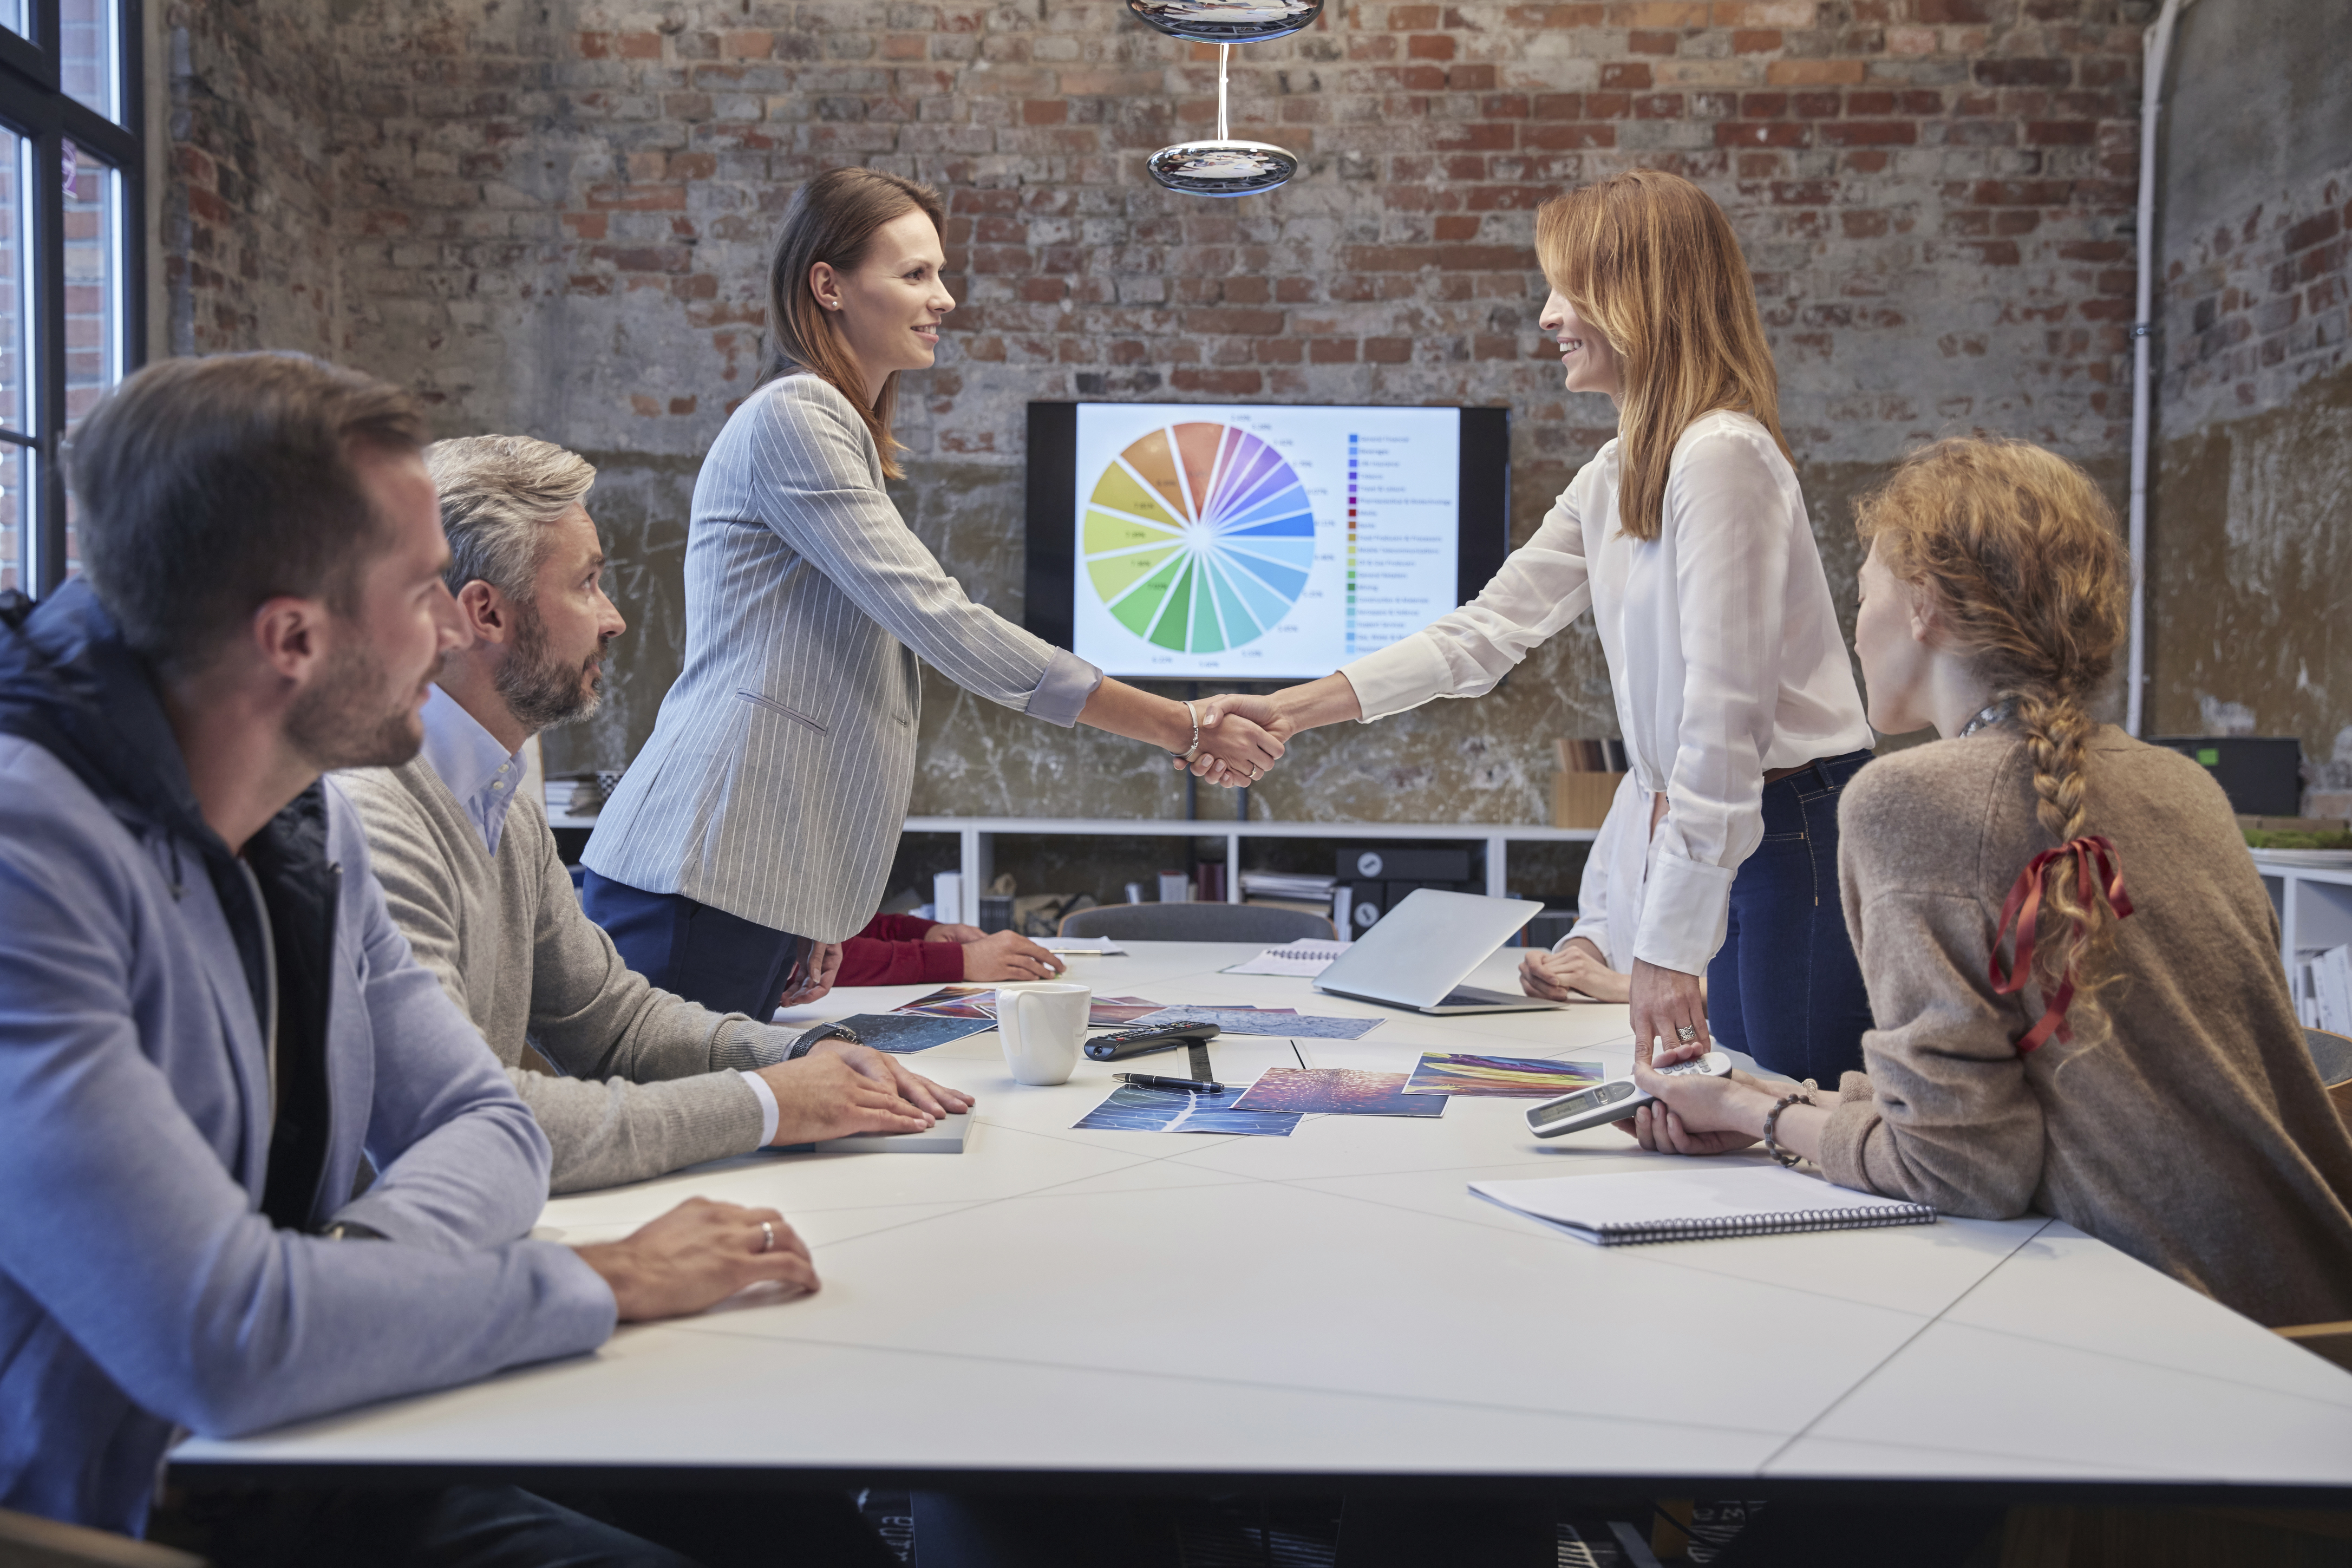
[{"x1": 835, "y1": 936, "x2": 965, "y2": 987}]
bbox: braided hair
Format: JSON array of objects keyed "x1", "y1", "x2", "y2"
[{"x1": 1857, "y1": 437, "x2": 2131, "y2": 1041}]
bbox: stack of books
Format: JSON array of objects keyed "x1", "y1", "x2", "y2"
[
  {"x1": 2297, "y1": 943, "x2": 2352, "y2": 1031},
  {"x1": 1240, "y1": 870, "x2": 1340, "y2": 922},
  {"x1": 1552, "y1": 737, "x2": 1628, "y2": 830}
]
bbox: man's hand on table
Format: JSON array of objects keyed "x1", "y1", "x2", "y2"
[
  {"x1": 924, "y1": 921, "x2": 986, "y2": 943},
  {"x1": 575, "y1": 1197, "x2": 817, "y2": 1319},
  {"x1": 958, "y1": 929, "x2": 1066, "y2": 982},
  {"x1": 755, "y1": 1050, "x2": 937, "y2": 1145},
  {"x1": 806, "y1": 1034, "x2": 975, "y2": 1120}
]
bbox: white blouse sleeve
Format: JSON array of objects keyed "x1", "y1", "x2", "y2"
[
  {"x1": 1632, "y1": 427, "x2": 1798, "y2": 976},
  {"x1": 1337, "y1": 483, "x2": 1594, "y2": 722},
  {"x1": 1564, "y1": 773, "x2": 1641, "y2": 967}
]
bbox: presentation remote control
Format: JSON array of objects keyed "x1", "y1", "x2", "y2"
[
  {"x1": 1525, "y1": 1051, "x2": 1735, "y2": 1139},
  {"x1": 1083, "y1": 1021, "x2": 1221, "y2": 1061}
]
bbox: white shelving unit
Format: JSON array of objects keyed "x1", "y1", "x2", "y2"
[
  {"x1": 2252, "y1": 848, "x2": 2352, "y2": 983},
  {"x1": 900, "y1": 815, "x2": 1596, "y2": 924}
]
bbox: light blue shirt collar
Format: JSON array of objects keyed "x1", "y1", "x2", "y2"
[{"x1": 419, "y1": 684, "x2": 528, "y2": 857}]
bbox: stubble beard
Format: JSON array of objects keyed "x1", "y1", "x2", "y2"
[{"x1": 288, "y1": 638, "x2": 432, "y2": 772}]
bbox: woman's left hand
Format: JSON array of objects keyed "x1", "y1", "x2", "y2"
[
  {"x1": 1620, "y1": 1041, "x2": 1770, "y2": 1156},
  {"x1": 780, "y1": 942, "x2": 842, "y2": 1008},
  {"x1": 923, "y1": 922, "x2": 986, "y2": 943}
]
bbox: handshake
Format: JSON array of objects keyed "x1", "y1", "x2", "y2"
[{"x1": 1173, "y1": 692, "x2": 1295, "y2": 789}]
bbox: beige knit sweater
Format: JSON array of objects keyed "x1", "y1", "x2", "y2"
[
  {"x1": 337, "y1": 759, "x2": 793, "y2": 1194},
  {"x1": 1822, "y1": 724, "x2": 2352, "y2": 1328}
]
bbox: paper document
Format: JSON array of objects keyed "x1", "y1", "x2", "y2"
[
  {"x1": 1221, "y1": 938, "x2": 1349, "y2": 976},
  {"x1": 1043, "y1": 934, "x2": 1127, "y2": 955}
]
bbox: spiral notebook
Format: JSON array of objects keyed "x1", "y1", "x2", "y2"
[{"x1": 1470, "y1": 1165, "x2": 1936, "y2": 1246}]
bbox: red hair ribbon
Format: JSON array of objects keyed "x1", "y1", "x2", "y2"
[{"x1": 1987, "y1": 834, "x2": 2134, "y2": 1054}]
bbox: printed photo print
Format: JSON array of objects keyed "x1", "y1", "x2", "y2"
[
  {"x1": 897, "y1": 987, "x2": 1170, "y2": 1028},
  {"x1": 1402, "y1": 1053, "x2": 1606, "y2": 1099},
  {"x1": 1229, "y1": 1068, "x2": 1445, "y2": 1118},
  {"x1": 1073, "y1": 1085, "x2": 1301, "y2": 1136}
]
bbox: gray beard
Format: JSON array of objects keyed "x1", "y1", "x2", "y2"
[{"x1": 496, "y1": 603, "x2": 604, "y2": 733}]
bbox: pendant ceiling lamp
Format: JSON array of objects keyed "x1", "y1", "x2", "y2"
[{"x1": 1128, "y1": 0, "x2": 1323, "y2": 197}]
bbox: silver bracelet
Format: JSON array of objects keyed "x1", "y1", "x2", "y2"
[{"x1": 1173, "y1": 699, "x2": 1201, "y2": 763}]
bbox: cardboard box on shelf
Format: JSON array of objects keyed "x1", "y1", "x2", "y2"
[{"x1": 1553, "y1": 772, "x2": 1625, "y2": 831}]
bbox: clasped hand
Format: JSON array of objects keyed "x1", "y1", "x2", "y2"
[
  {"x1": 1620, "y1": 1037, "x2": 1770, "y2": 1157},
  {"x1": 1173, "y1": 692, "x2": 1294, "y2": 789}
]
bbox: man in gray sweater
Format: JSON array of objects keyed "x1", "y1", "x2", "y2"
[{"x1": 339, "y1": 435, "x2": 970, "y2": 1193}]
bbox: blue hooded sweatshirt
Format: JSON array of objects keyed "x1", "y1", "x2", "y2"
[{"x1": 0, "y1": 581, "x2": 616, "y2": 1536}]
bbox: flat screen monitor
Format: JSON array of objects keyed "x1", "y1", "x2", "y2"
[{"x1": 1025, "y1": 401, "x2": 1509, "y2": 682}]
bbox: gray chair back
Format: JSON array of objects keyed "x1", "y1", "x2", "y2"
[{"x1": 1057, "y1": 902, "x2": 1336, "y2": 943}]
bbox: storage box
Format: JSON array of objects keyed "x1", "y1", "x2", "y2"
[
  {"x1": 1553, "y1": 771, "x2": 1627, "y2": 830},
  {"x1": 1336, "y1": 846, "x2": 1471, "y2": 882}
]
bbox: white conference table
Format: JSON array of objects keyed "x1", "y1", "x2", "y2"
[{"x1": 174, "y1": 941, "x2": 2352, "y2": 1500}]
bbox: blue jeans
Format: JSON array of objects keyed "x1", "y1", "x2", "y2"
[
  {"x1": 1705, "y1": 750, "x2": 1874, "y2": 1087},
  {"x1": 580, "y1": 870, "x2": 811, "y2": 1020}
]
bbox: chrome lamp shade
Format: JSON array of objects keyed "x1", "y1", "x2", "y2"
[
  {"x1": 1126, "y1": 0, "x2": 1324, "y2": 44},
  {"x1": 1132, "y1": 2, "x2": 1319, "y2": 197},
  {"x1": 1145, "y1": 140, "x2": 1299, "y2": 197}
]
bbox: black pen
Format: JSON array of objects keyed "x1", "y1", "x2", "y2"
[{"x1": 1115, "y1": 1073, "x2": 1227, "y2": 1093}]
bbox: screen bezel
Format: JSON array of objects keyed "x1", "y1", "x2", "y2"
[{"x1": 1023, "y1": 401, "x2": 1510, "y2": 678}]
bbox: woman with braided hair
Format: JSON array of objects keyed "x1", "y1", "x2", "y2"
[{"x1": 1630, "y1": 435, "x2": 2352, "y2": 1327}]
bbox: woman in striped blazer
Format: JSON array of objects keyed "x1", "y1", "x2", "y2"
[{"x1": 580, "y1": 168, "x2": 1282, "y2": 1016}]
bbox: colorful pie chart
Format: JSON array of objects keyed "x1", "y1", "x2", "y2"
[{"x1": 1083, "y1": 421, "x2": 1316, "y2": 652}]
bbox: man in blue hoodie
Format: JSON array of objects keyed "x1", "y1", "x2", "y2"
[{"x1": 0, "y1": 353, "x2": 834, "y2": 1562}]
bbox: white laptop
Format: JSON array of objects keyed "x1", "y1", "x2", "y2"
[{"x1": 1313, "y1": 889, "x2": 1565, "y2": 1015}]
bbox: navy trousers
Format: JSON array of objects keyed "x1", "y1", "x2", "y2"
[
  {"x1": 580, "y1": 869, "x2": 812, "y2": 1020},
  {"x1": 1704, "y1": 750, "x2": 1876, "y2": 1088}
]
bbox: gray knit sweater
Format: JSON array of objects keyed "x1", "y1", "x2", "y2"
[{"x1": 338, "y1": 758, "x2": 799, "y2": 1193}]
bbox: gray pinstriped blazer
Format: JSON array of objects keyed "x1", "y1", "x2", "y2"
[{"x1": 580, "y1": 374, "x2": 1100, "y2": 940}]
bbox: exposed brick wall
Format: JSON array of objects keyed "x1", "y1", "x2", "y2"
[
  {"x1": 165, "y1": 0, "x2": 2159, "y2": 842},
  {"x1": 2140, "y1": 0, "x2": 2350, "y2": 806},
  {"x1": 164, "y1": 0, "x2": 337, "y2": 356},
  {"x1": 2158, "y1": 167, "x2": 2350, "y2": 429}
]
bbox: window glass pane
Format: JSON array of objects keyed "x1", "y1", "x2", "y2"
[
  {"x1": 0, "y1": 446, "x2": 25, "y2": 597},
  {"x1": 0, "y1": 128, "x2": 19, "y2": 592},
  {"x1": 61, "y1": 143, "x2": 121, "y2": 582},
  {"x1": 0, "y1": 3, "x2": 23, "y2": 41},
  {"x1": 61, "y1": 0, "x2": 119, "y2": 123}
]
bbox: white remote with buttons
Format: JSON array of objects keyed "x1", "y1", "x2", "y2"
[{"x1": 1525, "y1": 1051, "x2": 1734, "y2": 1139}]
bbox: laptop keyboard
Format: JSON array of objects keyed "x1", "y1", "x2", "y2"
[{"x1": 1438, "y1": 985, "x2": 1519, "y2": 1007}]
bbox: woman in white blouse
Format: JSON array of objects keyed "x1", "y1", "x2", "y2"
[{"x1": 1200, "y1": 169, "x2": 1876, "y2": 1084}]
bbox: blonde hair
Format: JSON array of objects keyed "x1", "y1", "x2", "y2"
[
  {"x1": 1857, "y1": 436, "x2": 2131, "y2": 1040},
  {"x1": 426, "y1": 435, "x2": 597, "y2": 602},
  {"x1": 1533, "y1": 169, "x2": 1788, "y2": 543},
  {"x1": 759, "y1": 167, "x2": 946, "y2": 481}
]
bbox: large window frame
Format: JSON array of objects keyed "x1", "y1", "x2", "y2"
[{"x1": 0, "y1": 0, "x2": 142, "y2": 600}]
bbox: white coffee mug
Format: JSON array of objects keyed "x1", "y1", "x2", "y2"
[{"x1": 996, "y1": 983, "x2": 1090, "y2": 1086}]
